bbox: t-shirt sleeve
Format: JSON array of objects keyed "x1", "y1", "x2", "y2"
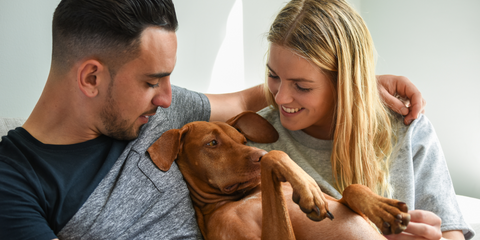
[
  {"x1": 0, "y1": 159, "x2": 57, "y2": 240},
  {"x1": 170, "y1": 85, "x2": 211, "y2": 125},
  {"x1": 409, "y1": 115, "x2": 475, "y2": 239}
]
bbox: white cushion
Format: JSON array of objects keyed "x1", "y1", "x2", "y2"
[
  {"x1": 0, "y1": 118, "x2": 25, "y2": 141},
  {"x1": 457, "y1": 195, "x2": 480, "y2": 239}
]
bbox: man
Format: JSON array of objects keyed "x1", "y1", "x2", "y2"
[{"x1": 0, "y1": 0, "x2": 423, "y2": 239}]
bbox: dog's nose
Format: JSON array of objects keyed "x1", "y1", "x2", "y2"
[{"x1": 250, "y1": 149, "x2": 268, "y2": 162}]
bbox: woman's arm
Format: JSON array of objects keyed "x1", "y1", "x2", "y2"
[{"x1": 387, "y1": 115, "x2": 473, "y2": 240}]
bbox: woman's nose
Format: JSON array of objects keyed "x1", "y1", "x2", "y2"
[{"x1": 274, "y1": 82, "x2": 293, "y2": 105}]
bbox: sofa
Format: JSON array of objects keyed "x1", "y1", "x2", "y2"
[{"x1": 0, "y1": 117, "x2": 478, "y2": 239}]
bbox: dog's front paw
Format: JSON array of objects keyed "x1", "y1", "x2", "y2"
[
  {"x1": 373, "y1": 200, "x2": 410, "y2": 235},
  {"x1": 263, "y1": 150, "x2": 333, "y2": 222},
  {"x1": 290, "y1": 176, "x2": 333, "y2": 222},
  {"x1": 342, "y1": 184, "x2": 410, "y2": 235}
]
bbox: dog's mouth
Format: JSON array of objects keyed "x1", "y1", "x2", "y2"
[{"x1": 223, "y1": 175, "x2": 260, "y2": 194}]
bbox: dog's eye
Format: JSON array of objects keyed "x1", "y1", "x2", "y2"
[{"x1": 206, "y1": 140, "x2": 217, "y2": 146}]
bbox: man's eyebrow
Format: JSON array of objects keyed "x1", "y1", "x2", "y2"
[{"x1": 146, "y1": 72, "x2": 171, "y2": 79}]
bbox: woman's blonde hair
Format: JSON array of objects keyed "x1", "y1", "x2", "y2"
[{"x1": 266, "y1": 0, "x2": 393, "y2": 197}]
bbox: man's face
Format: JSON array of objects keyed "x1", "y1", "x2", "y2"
[{"x1": 100, "y1": 27, "x2": 177, "y2": 140}]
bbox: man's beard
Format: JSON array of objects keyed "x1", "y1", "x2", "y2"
[
  {"x1": 100, "y1": 83, "x2": 140, "y2": 141},
  {"x1": 100, "y1": 97, "x2": 139, "y2": 141}
]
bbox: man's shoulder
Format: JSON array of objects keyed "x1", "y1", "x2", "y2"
[
  {"x1": 171, "y1": 85, "x2": 203, "y2": 101},
  {"x1": 157, "y1": 85, "x2": 209, "y2": 118},
  {"x1": 131, "y1": 85, "x2": 211, "y2": 153},
  {"x1": 154, "y1": 85, "x2": 209, "y2": 122},
  {"x1": 0, "y1": 128, "x2": 32, "y2": 167}
]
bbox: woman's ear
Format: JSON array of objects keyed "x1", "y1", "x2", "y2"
[{"x1": 77, "y1": 59, "x2": 106, "y2": 98}]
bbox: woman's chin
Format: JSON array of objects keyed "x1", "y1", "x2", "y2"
[{"x1": 279, "y1": 118, "x2": 304, "y2": 132}]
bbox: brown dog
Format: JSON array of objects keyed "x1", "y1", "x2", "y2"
[{"x1": 148, "y1": 111, "x2": 410, "y2": 240}]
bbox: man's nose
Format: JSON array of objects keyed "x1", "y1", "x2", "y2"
[{"x1": 152, "y1": 78, "x2": 172, "y2": 108}]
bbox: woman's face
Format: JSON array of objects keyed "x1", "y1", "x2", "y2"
[{"x1": 267, "y1": 44, "x2": 336, "y2": 139}]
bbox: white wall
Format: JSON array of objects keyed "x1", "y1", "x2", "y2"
[
  {"x1": 360, "y1": 0, "x2": 480, "y2": 199},
  {"x1": 0, "y1": 0, "x2": 479, "y2": 198},
  {"x1": 173, "y1": 0, "x2": 285, "y2": 93},
  {"x1": 0, "y1": 0, "x2": 60, "y2": 118}
]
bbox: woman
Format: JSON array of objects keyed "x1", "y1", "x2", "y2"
[{"x1": 249, "y1": 0, "x2": 474, "y2": 239}]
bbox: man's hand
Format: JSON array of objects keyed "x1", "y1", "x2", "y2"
[{"x1": 377, "y1": 75, "x2": 426, "y2": 125}]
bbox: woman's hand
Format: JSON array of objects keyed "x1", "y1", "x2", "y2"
[
  {"x1": 384, "y1": 210, "x2": 464, "y2": 240},
  {"x1": 377, "y1": 75, "x2": 426, "y2": 125}
]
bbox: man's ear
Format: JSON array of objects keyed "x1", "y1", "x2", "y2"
[{"x1": 77, "y1": 59, "x2": 106, "y2": 98}]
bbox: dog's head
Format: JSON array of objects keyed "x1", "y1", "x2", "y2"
[{"x1": 147, "y1": 111, "x2": 278, "y2": 195}]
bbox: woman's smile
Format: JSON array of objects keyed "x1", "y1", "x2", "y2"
[{"x1": 281, "y1": 105, "x2": 304, "y2": 114}]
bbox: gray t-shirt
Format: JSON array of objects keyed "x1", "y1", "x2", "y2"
[
  {"x1": 58, "y1": 86, "x2": 210, "y2": 240},
  {"x1": 248, "y1": 107, "x2": 475, "y2": 239}
]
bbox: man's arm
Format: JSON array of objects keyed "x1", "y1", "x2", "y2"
[
  {"x1": 208, "y1": 75, "x2": 426, "y2": 123},
  {"x1": 0, "y1": 161, "x2": 58, "y2": 240},
  {"x1": 377, "y1": 75, "x2": 426, "y2": 125},
  {"x1": 207, "y1": 84, "x2": 268, "y2": 122}
]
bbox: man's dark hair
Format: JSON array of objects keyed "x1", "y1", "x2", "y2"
[{"x1": 52, "y1": 0, "x2": 178, "y2": 73}]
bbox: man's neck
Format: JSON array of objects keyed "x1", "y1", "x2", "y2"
[
  {"x1": 22, "y1": 77, "x2": 102, "y2": 145},
  {"x1": 23, "y1": 117, "x2": 102, "y2": 145}
]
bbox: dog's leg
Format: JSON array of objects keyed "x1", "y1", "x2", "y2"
[
  {"x1": 261, "y1": 160, "x2": 295, "y2": 240},
  {"x1": 261, "y1": 150, "x2": 330, "y2": 240},
  {"x1": 339, "y1": 184, "x2": 410, "y2": 235}
]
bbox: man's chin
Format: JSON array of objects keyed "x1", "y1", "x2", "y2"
[
  {"x1": 122, "y1": 134, "x2": 140, "y2": 141},
  {"x1": 106, "y1": 128, "x2": 141, "y2": 141}
]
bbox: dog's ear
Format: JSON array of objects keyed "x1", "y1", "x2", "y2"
[
  {"x1": 147, "y1": 127, "x2": 187, "y2": 171},
  {"x1": 226, "y1": 111, "x2": 279, "y2": 143}
]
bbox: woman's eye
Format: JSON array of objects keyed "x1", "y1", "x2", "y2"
[
  {"x1": 206, "y1": 140, "x2": 217, "y2": 146},
  {"x1": 295, "y1": 83, "x2": 312, "y2": 92},
  {"x1": 268, "y1": 72, "x2": 279, "y2": 79}
]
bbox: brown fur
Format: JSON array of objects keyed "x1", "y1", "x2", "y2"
[{"x1": 148, "y1": 111, "x2": 410, "y2": 240}]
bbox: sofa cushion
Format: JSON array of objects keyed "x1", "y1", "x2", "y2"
[
  {"x1": 457, "y1": 195, "x2": 480, "y2": 239},
  {"x1": 0, "y1": 118, "x2": 26, "y2": 141}
]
